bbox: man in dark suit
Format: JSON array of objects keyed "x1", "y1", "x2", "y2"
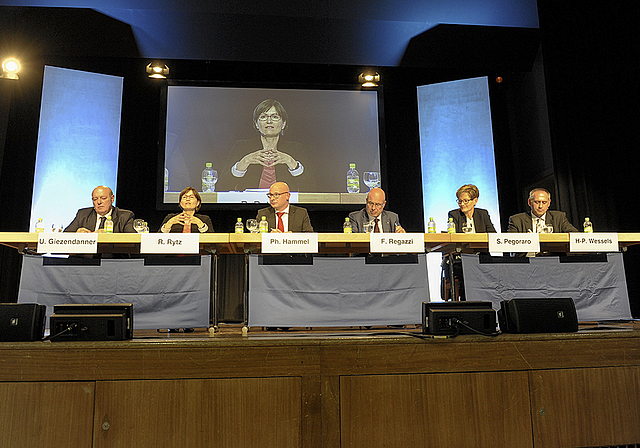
[
  {"x1": 508, "y1": 187, "x2": 578, "y2": 233},
  {"x1": 256, "y1": 181, "x2": 313, "y2": 232},
  {"x1": 64, "y1": 186, "x2": 135, "y2": 233},
  {"x1": 348, "y1": 188, "x2": 405, "y2": 233}
]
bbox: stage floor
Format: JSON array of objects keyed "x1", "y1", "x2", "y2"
[{"x1": 3, "y1": 322, "x2": 640, "y2": 448}]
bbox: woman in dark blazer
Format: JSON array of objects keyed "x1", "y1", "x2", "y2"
[
  {"x1": 448, "y1": 184, "x2": 496, "y2": 233},
  {"x1": 159, "y1": 187, "x2": 214, "y2": 233}
]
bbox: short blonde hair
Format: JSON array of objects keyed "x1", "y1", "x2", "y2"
[{"x1": 456, "y1": 184, "x2": 479, "y2": 200}]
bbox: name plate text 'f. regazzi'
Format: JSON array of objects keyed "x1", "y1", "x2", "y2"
[{"x1": 369, "y1": 233, "x2": 424, "y2": 253}]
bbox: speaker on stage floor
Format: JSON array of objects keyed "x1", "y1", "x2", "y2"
[
  {"x1": 49, "y1": 303, "x2": 133, "y2": 341},
  {"x1": 498, "y1": 298, "x2": 578, "y2": 333},
  {"x1": 0, "y1": 303, "x2": 46, "y2": 342}
]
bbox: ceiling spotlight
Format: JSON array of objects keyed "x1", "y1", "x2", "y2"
[
  {"x1": 146, "y1": 62, "x2": 169, "y2": 79},
  {"x1": 1, "y1": 58, "x2": 22, "y2": 80},
  {"x1": 358, "y1": 71, "x2": 380, "y2": 87}
]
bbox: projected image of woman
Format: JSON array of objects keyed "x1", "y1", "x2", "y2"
[{"x1": 219, "y1": 99, "x2": 313, "y2": 192}]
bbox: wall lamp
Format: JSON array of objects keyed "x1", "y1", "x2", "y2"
[
  {"x1": 146, "y1": 61, "x2": 169, "y2": 79},
  {"x1": 1, "y1": 57, "x2": 22, "y2": 80},
  {"x1": 358, "y1": 71, "x2": 380, "y2": 87}
]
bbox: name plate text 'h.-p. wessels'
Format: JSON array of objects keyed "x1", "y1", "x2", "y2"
[
  {"x1": 37, "y1": 233, "x2": 98, "y2": 253},
  {"x1": 570, "y1": 233, "x2": 618, "y2": 252},
  {"x1": 140, "y1": 233, "x2": 200, "y2": 254},
  {"x1": 369, "y1": 233, "x2": 424, "y2": 253},
  {"x1": 261, "y1": 233, "x2": 318, "y2": 253},
  {"x1": 489, "y1": 233, "x2": 540, "y2": 254}
]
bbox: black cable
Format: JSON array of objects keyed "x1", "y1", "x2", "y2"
[
  {"x1": 450, "y1": 318, "x2": 501, "y2": 337},
  {"x1": 43, "y1": 323, "x2": 78, "y2": 341}
]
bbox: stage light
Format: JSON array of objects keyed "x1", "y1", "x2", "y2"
[
  {"x1": 146, "y1": 61, "x2": 169, "y2": 79},
  {"x1": 358, "y1": 71, "x2": 380, "y2": 87},
  {"x1": 1, "y1": 57, "x2": 22, "y2": 80}
]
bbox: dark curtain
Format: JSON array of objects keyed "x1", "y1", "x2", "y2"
[{"x1": 538, "y1": 2, "x2": 640, "y2": 316}]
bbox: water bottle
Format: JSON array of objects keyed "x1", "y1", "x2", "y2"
[
  {"x1": 346, "y1": 163, "x2": 360, "y2": 193},
  {"x1": 447, "y1": 217, "x2": 456, "y2": 233},
  {"x1": 427, "y1": 217, "x2": 436, "y2": 234},
  {"x1": 104, "y1": 215, "x2": 114, "y2": 233},
  {"x1": 343, "y1": 217, "x2": 352, "y2": 233},
  {"x1": 34, "y1": 218, "x2": 44, "y2": 233},
  {"x1": 164, "y1": 167, "x2": 169, "y2": 192},
  {"x1": 235, "y1": 217, "x2": 244, "y2": 233},
  {"x1": 202, "y1": 162, "x2": 216, "y2": 192},
  {"x1": 583, "y1": 217, "x2": 593, "y2": 233},
  {"x1": 259, "y1": 216, "x2": 269, "y2": 233}
]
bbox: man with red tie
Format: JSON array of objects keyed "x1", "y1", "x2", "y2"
[
  {"x1": 255, "y1": 181, "x2": 313, "y2": 233},
  {"x1": 348, "y1": 187, "x2": 405, "y2": 233}
]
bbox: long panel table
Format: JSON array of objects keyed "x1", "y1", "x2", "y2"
[{"x1": 2, "y1": 231, "x2": 640, "y2": 254}]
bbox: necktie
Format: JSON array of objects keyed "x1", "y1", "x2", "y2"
[
  {"x1": 535, "y1": 218, "x2": 544, "y2": 233},
  {"x1": 98, "y1": 216, "x2": 106, "y2": 229},
  {"x1": 276, "y1": 212, "x2": 285, "y2": 232},
  {"x1": 374, "y1": 218, "x2": 381, "y2": 233},
  {"x1": 259, "y1": 166, "x2": 276, "y2": 189}
]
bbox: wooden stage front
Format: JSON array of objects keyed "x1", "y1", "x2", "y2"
[{"x1": 2, "y1": 325, "x2": 640, "y2": 448}]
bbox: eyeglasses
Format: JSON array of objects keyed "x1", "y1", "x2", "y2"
[
  {"x1": 258, "y1": 114, "x2": 282, "y2": 122},
  {"x1": 457, "y1": 198, "x2": 475, "y2": 205},
  {"x1": 532, "y1": 200, "x2": 549, "y2": 206},
  {"x1": 182, "y1": 194, "x2": 196, "y2": 200},
  {"x1": 267, "y1": 192, "x2": 288, "y2": 199},
  {"x1": 366, "y1": 201, "x2": 384, "y2": 208}
]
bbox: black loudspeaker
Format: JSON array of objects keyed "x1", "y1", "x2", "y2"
[
  {"x1": 49, "y1": 303, "x2": 133, "y2": 341},
  {"x1": 422, "y1": 301, "x2": 496, "y2": 335},
  {"x1": 0, "y1": 303, "x2": 46, "y2": 342},
  {"x1": 498, "y1": 298, "x2": 578, "y2": 333}
]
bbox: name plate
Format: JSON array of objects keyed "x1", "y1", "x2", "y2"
[
  {"x1": 369, "y1": 233, "x2": 424, "y2": 253},
  {"x1": 37, "y1": 233, "x2": 98, "y2": 254},
  {"x1": 140, "y1": 233, "x2": 200, "y2": 254},
  {"x1": 489, "y1": 233, "x2": 540, "y2": 253},
  {"x1": 570, "y1": 233, "x2": 618, "y2": 252},
  {"x1": 261, "y1": 233, "x2": 318, "y2": 253}
]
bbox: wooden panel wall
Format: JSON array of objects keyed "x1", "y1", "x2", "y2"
[
  {"x1": 529, "y1": 366, "x2": 640, "y2": 448},
  {"x1": 0, "y1": 381, "x2": 95, "y2": 447},
  {"x1": 93, "y1": 377, "x2": 302, "y2": 448},
  {"x1": 340, "y1": 372, "x2": 532, "y2": 448}
]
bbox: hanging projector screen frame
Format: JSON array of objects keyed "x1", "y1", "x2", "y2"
[{"x1": 156, "y1": 81, "x2": 386, "y2": 210}]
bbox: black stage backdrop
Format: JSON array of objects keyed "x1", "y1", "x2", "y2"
[{"x1": 1, "y1": 3, "x2": 639, "y2": 317}]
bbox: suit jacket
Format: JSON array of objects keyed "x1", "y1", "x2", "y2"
[
  {"x1": 160, "y1": 213, "x2": 214, "y2": 233},
  {"x1": 508, "y1": 210, "x2": 578, "y2": 233},
  {"x1": 256, "y1": 204, "x2": 314, "y2": 233},
  {"x1": 64, "y1": 207, "x2": 135, "y2": 233},
  {"x1": 348, "y1": 208, "x2": 400, "y2": 233},
  {"x1": 448, "y1": 208, "x2": 496, "y2": 233}
]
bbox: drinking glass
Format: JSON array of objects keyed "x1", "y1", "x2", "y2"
[
  {"x1": 462, "y1": 223, "x2": 472, "y2": 234},
  {"x1": 133, "y1": 219, "x2": 145, "y2": 233},
  {"x1": 363, "y1": 222, "x2": 372, "y2": 233},
  {"x1": 363, "y1": 171, "x2": 380, "y2": 191},
  {"x1": 210, "y1": 170, "x2": 218, "y2": 190},
  {"x1": 246, "y1": 219, "x2": 258, "y2": 233},
  {"x1": 543, "y1": 225, "x2": 554, "y2": 234}
]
